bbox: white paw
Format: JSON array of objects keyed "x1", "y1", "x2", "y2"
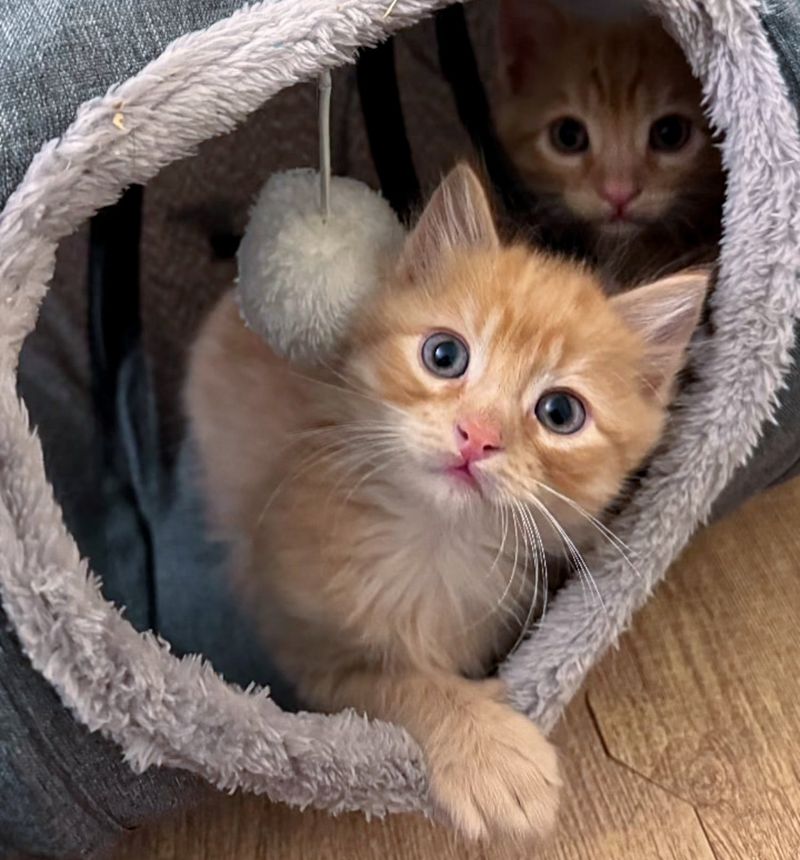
[{"x1": 427, "y1": 699, "x2": 561, "y2": 841}]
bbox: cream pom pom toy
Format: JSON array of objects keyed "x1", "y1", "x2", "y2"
[
  {"x1": 235, "y1": 73, "x2": 404, "y2": 364},
  {"x1": 236, "y1": 168, "x2": 404, "y2": 365}
]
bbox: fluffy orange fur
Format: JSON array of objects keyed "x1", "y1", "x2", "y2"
[
  {"x1": 496, "y1": 0, "x2": 723, "y2": 286},
  {"x1": 185, "y1": 164, "x2": 707, "y2": 842}
]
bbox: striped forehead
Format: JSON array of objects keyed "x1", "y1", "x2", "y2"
[
  {"x1": 560, "y1": 27, "x2": 699, "y2": 117},
  {"x1": 458, "y1": 278, "x2": 568, "y2": 390}
]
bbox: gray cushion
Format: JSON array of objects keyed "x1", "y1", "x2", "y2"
[{"x1": 0, "y1": 0, "x2": 249, "y2": 207}]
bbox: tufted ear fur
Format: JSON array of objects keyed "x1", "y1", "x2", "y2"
[
  {"x1": 397, "y1": 163, "x2": 499, "y2": 283},
  {"x1": 610, "y1": 269, "x2": 710, "y2": 401}
]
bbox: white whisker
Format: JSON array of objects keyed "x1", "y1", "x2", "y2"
[
  {"x1": 493, "y1": 501, "x2": 526, "y2": 629},
  {"x1": 323, "y1": 440, "x2": 403, "y2": 515},
  {"x1": 533, "y1": 480, "x2": 639, "y2": 575},
  {"x1": 289, "y1": 362, "x2": 409, "y2": 419},
  {"x1": 507, "y1": 498, "x2": 548, "y2": 655},
  {"x1": 523, "y1": 493, "x2": 607, "y2": 616},
  {"x1": 463, "y1": 502, "x2": 523, "y2": 633},
  {"x1": 255, "y1": 436, "x2": 356, "y2": 524}
]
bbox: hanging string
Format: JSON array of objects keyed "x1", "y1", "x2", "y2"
[{"x1": 318, "y1": 70, "x2": 332, "y2": 221}]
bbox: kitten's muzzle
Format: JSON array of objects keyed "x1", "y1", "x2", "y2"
[{"x1": 455, "y1": 417, "x2": 504, "y2": 463}]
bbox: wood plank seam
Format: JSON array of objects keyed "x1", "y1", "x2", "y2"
[
  {"x1": 584, "y1": 692, "x2": 713, "y2": 817},
  {"x1": 692, "y1": 808, "x2": 721, "y2": 860}
]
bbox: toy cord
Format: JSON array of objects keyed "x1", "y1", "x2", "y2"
[{"x1": 318, "y1": 71, "x2": 332, "y2": 221}]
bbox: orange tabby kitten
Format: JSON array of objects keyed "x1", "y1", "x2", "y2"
[
  {"x1": 185, "y1": 165, "x2": 708, "y2": 840},
  {"x1": 496, "y1": 0, "x2": 723, "y2": 287}
]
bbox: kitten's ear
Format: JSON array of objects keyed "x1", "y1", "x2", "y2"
[
  {"x1": 610, "y1": 269, "x2": 711, "y2": 401},
  {"x1": 397, "y1": 163, "x2": 499, "y2": 283},
  {"x1": 498, "y1": 0, "x2": 565, "y2": 94}
]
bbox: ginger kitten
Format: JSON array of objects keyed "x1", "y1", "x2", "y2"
[
  {"x1": 185, "y1": 164, "x2": 708, "y2": 840},
  {"x1": 496, "y1": 0, "x2": 723, "y2": 287}
]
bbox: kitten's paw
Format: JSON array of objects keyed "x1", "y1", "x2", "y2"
[{"x1": 427, "y1": 701, "x2": 561, "y2": 841}]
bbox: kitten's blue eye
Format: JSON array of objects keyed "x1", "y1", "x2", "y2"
[
  {"x1": 535, "y1": 391, "x2": 587, "y2": 435},
  {"x1": 549, "y1": 117, "x2": 589, "y2": 154},
  {"x1": 421, "y1": 332, "x2": 469, "y2": 379}
]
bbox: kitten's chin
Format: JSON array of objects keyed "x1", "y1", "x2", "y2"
[
  {"x1": 405, "y1": 466, "x2": 493, "y2": 519},
  {"x1": 595, "y1": 218, "x2": 645, "y2": 237}
]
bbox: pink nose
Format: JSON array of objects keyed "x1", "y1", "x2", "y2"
[
  {"x1": 600, "y1": 180, "x2": 640, "y2": 212},
  {"x1": 455, "y1": 417, "x2": 504, "y2": 462}
]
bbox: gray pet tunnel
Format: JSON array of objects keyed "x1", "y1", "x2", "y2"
[{"x1": 2, "y1": 0, "x2": 800, "y2": 856}]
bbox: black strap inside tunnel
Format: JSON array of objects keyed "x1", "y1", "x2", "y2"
[
  {"x1": 434, "y1": 4, "x2": 534, "y2": 219},
  {"x1": 88, "y1": 185, "x2": 158, "y2": 630},
  {"x1": 89, "y1": 186, "x2": 143, "y2": 431},
  {"x1": 356, "y1": 37, "x2": 422, "y2": 223},
  {"x1": 434, "y1": 5, "x2": 592, "y2": 259}
]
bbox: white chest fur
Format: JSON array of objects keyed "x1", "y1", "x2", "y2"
[{"x1": 332, "y1": 491, "x2": 532, "y2": 675}]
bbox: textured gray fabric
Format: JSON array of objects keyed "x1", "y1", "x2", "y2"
[
  {"x1": 764, "y1": 0, "x2": 800, "y2": 107},
  {"x1": 712, "y1": 324, "x2": 800, "y2": 520},
  {"x1": 0, "y1": 0, "x2": 250, "y2": 207},
  {"x1": 710, "y1": 0, "x2": 800, "y2": 518},
  {"x1": 0, "y1": 604, "x2": 198, "y2": 859},
  {"x1": 154, "y1": 444, "x2": 297, "y2": 702}
]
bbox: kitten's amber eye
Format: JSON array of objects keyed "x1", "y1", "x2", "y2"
[
  {"x1": 535, "y1": 391, "x2": 586, "y2": 435},
  {"x1": 649, "y1": 114, "x2": 692, "y2": 152},
  {"x1": 421, "y1": 332, "x2": 469, "y2": 379},
  {"x1": 548, "y1": 117, "x2": 589, "y2": 154}
]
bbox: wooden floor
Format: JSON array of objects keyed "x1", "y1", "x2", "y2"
[{"x1": 113, "y1": 478, "x2": 800, "y2": 860}]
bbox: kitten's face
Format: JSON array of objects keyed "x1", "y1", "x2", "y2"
[
  {"x1": 344, "y1": 249, "x2": 660, "y2": 522},
  {"x1": 496, "y1": 4, "x2": 721, "y2": 234},
  {"x1": 336, "y1": 166, "x2": 707, "y2": 530}
]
